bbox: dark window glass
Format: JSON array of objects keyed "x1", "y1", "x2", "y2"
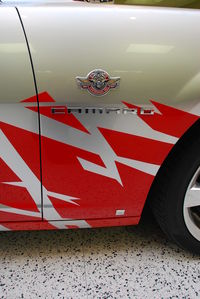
[{"x1": 114, "y1": 0, "x2": 200, "y2": 8}]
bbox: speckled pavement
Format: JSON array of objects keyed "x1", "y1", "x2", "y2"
[{"x1": 0, "y1": 211, "x2": 200, "y2": 299}]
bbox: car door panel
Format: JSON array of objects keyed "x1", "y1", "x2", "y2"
[{"x1": 18, "y1": 4, "x2": 200, "y2": 221}]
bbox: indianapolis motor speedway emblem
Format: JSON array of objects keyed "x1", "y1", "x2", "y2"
[{"x1": 76, "y1": 69, "x2": 120, "y2": 96}]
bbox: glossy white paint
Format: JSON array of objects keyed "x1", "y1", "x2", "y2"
[
  {"x1": 0, "y1": 7, "x2": 35, "y2": 102},
  {"x1": 16, "y1": 2, "x2": 200, "y2": 109}
]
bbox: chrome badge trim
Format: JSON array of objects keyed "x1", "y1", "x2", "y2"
[
  {"x1": 76, "y1": 69, "x2": 120, "y2": 96},
  {"x1": 67, "y1": 106, "x2": 155, "y2": 115}
]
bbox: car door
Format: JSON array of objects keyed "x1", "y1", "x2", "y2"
[
  {"x1": 18, "y1": 3, "x2": 200, "y2": 224},
  {"x1": 0, "y1": 7, "x2": 42, "y2": 225}
]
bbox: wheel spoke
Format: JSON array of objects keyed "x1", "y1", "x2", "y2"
[{"x1": 185, "y1": 186, "x2": 200, "y2": 208}]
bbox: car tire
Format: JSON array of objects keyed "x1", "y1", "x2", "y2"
[{"x1": 149, "y1": 134, "x2": 200, "y2": 254}]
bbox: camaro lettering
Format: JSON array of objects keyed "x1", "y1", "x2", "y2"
[{"x1": 67, "y1": 107, "x2": 154, "y2": 115}]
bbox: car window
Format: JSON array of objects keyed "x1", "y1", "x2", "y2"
[{"x1": 114, "y1": 0, "x2": 200, "y2": 8}]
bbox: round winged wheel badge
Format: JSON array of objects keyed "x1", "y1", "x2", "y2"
[{"x1": 76, "y1": 69, "x2": 120, "y2": 96}]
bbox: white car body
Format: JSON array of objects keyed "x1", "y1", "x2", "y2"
[{"x1": 0, "y1": 1, "x2": 200, "y2": 238}]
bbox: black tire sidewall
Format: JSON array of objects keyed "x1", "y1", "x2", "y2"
[{"x1": 164, "y1": 141, "x2": 200, "y2": 253}]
